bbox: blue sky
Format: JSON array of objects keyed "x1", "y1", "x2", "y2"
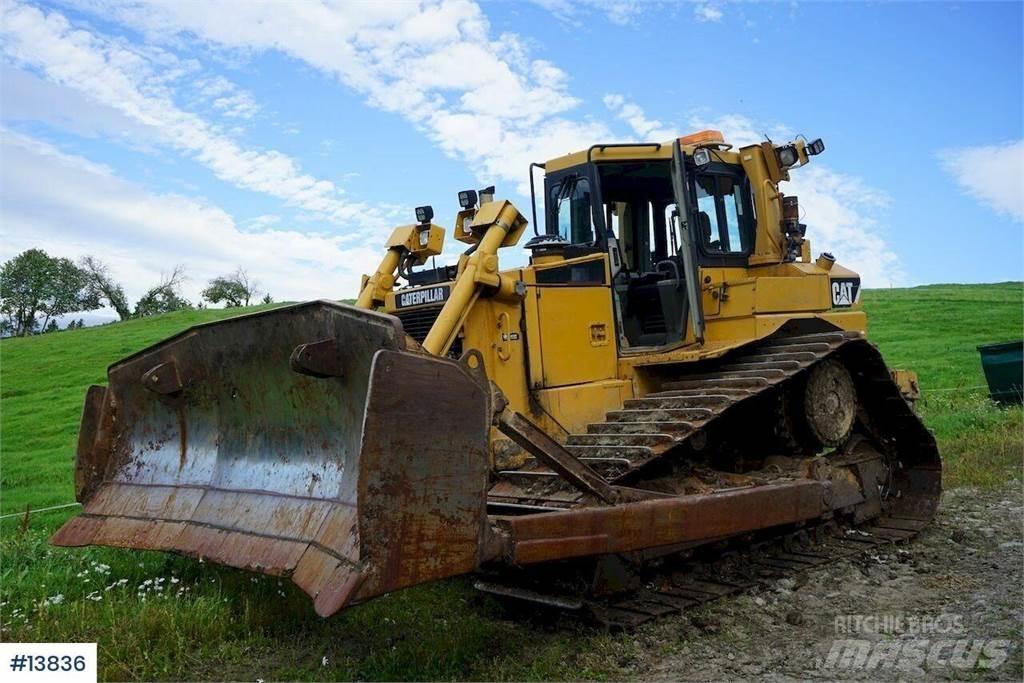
[{"x1": 1, "y1": 0, "x2": 1021, "y2": 310}]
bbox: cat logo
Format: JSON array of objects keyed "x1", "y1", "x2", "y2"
[
  {"x1": 830, "y1": 278, "x2": 860, "y2": 308},
  {"x1": 396, "y1": 285, "x2": 450, "y2": 309}
]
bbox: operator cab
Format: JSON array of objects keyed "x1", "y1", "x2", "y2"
[{"x1": 538, "y1": 137, "x2": 756, "y2": 350}]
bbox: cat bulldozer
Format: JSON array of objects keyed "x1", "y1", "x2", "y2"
[{"x1": 54, "y1": 131, "x2": 941, "y2": 623}]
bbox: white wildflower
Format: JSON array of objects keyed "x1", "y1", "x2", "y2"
[{"x1": 42, "y1": 594, "x2": 64, "y2": 607}]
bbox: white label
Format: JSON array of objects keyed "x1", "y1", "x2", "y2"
[
  {"x1": 0, "y1": 643, "x2": 97, "y2": 683},
  {"x1": 396, "y1": 285, "x2": 450, "y2": 309}
]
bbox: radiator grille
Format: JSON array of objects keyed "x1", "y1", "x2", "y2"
[{"x1": 394, "y1": 304, "x2": 463, "y2": 358}]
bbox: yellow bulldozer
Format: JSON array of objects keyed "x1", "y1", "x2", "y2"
[{"x1": 53, "y1": 131, "x2": 941, "y2": 624}]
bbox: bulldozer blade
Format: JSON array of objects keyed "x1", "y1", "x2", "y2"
[{"x1": 52, "y1": 301, "x2": 492, "y2": 616}]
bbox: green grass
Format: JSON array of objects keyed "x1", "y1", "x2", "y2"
[
  {"x1": 2, "y1": 284, "x2": 1022, "y2": 680},
  {"x1": 1, "y1": 304, "x2": 281, "y2": 515},
  {"x1": 862, "y1": 282, "x2": 1023, "y2": 488}
]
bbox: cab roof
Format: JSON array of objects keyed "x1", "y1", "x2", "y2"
[{"x1": 544, "y1": 130, "x2": 746, "y2": 173}]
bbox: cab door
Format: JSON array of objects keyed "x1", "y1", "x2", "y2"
[{"x1": 530, "y1": 253, "x2": 617, "y2": 388}]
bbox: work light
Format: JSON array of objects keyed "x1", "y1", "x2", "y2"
[
  {"x1": 458, "y1": 189, "x2": 477, "y2": 209},
  {"x1": 415, "y1": 205, "x2": 434, "y2": 224},
  {"x1": 777, "y1": 145, "x2": 798, "y2": 168}
]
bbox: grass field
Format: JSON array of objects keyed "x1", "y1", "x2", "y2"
[{"x1": 1, "y1": 283, "x2": 1021, "y2": 680}]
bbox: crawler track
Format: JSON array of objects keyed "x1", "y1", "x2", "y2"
[
  {"x1": 480, "y1": 331, "x2": 942, "y2": 625},
  {"x1": 593, "y1": 514, "x2": 932, "y2": 628},
  {"x1": 478, "y1": 510, "x2": 935, "y2": 629}
]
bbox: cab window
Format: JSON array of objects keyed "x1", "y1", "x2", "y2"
[
  {"x1": 550, "y1": 176, "x2": 595, "y2": 244},
  {"x1": 694, "y1": 173, "x2": 751, "y2": 255}
]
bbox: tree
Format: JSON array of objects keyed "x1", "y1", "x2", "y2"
[
  {"x1": 0, "y1": 249, "x2": 52, "y2": 335},
  {"x1": 40, "y1": 257, "x2": 100, "y2": 332},
  {"x1": 261, "y1": 293, "x2": 273, "y2": 305},
  {"x1": 134, "y1": 266, "x2": 192, "y2": 317},
  {"x1": 79, "y1": 256, "x2": 131, "y2": 321},
  {"x1": 202, "y1": 268, "x2": 262, "y2": 308},
  {"x1": 44, "y1": 319, "x2": 59, "y2": 333},
  {"x1": 0, "y1": 249, "x2": 99, "y2": 336}
]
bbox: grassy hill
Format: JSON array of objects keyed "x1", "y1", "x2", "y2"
[
  {"x1": 1, "y1": 284, "x2": 1021, "y2": 680},
  {"x1": 1, "y1": 304, "x2": 282, "y2": 515}
]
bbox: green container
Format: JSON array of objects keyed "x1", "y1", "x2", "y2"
[{"x1": 977, "y1": 340, "x2": 1023, "y2": 405}]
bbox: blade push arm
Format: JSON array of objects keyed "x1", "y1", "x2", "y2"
[
  {"x1": 354, "y1": 223, "x2": 445, "y2": 309},
  {"x1": 422, "y1": 200, "x2": 527, "y2": 356}
]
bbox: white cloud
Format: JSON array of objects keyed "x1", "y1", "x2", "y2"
[
  {"x1": 0, "y1": 2, "x2": 386, "y2": 228},
  {"x1": 694, "y1": 3, "x2": 724, "y2": 23},
  {"x1": 0, "y1": 64, "x2": 157, "y2": 144},
  {"x1": 530, "y1": 0, "x2": 644, "y2": 26},
  {"x1": 938, "y1": 140, "x2": 1024, "y2": 223},
  {"x1": 603, "y1": 94, "x2": 678, "y2": 140},
  {"x1": 80, "y1": 0, "x2": 611, "y2": 196},
  {"x1": 0, "y1": 130, "x2": 381, "y2": 303},
  {"x1": 195, "y1": 75, "x2": 260, "y2": 119}
]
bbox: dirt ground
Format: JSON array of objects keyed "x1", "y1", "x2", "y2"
[{"x1": 622, "y1": 485, "x2": 1023, "y2": 681}]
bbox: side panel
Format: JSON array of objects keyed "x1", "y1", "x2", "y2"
[
  {"x1": 535, "y1": 379, "x2": 634, "y2": 435},
  {"x1": 532, "y1": 255, "x2": 618, "y2": 388},
  {"x1": 755, "y1": 275, "x2": 831, "y2": 313}
]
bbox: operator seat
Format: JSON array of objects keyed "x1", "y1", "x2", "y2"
[{"x1": 698, "y1": 211, "x2": 720, "y2": 251}]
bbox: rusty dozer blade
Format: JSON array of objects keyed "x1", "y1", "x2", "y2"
[{"x1": 52, "y1": 301, "x2": 492, "y2": 616}]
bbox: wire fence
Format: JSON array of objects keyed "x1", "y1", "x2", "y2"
[
  {"x1": 0, "y1": 502, "x2": 80, "y2": 521},
  {"x1": 919, "y1": 385, "x2": 989, "y2": 393}
]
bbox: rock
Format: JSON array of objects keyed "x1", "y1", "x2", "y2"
[
  {"x1": 785, "y1": 611, "x2": 805, "y2": 626},
  {"x1": 950, "y1": 529, "x2": 970, "y2": 544},
  {"x1": 774, "y1": 577, "x2": 796, "y2": 592},
  {"x1": 689, "y1": 613, "x2": 719, "y2": 634}
]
